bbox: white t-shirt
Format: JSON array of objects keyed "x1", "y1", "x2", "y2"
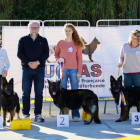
[
  {"x1": 0, "y1": 48, "x2": 10, "y2": 75},
  {"x1": 119, "y1": 43, "x2": 140, "y2": 73}
]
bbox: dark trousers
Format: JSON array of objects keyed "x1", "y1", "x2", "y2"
[
  {"x1": 124, "y1": 73, "x2": 140, "y2": 87},
  {"x1": 22, "y1": 67, "x2": 44, "y2": 115}
]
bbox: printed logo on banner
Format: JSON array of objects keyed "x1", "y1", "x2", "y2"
[{"x1": 44, "y1": 63, "x2": 108, "y2": 98}]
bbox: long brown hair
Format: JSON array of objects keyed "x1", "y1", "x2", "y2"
[{"x1": 64, "y1": 23, "x2": 84, "y2": 48}]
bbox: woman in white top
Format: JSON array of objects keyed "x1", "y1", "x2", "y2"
[
  {"x1": 117, "y1": 29, "x2": 140, "y2": 87},
  {"x1": 0, "y1": 47, "x2": 10, "y2": 115}
]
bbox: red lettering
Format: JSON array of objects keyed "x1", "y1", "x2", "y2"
[
  {"x1": 91, "y1": 64, "x2": 102, "y2": 77},
  {"x1": 82, "y1": 65, "x2": 90, "y2": 77}
]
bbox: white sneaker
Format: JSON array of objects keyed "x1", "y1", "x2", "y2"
[
  {"x1": 35, "y1": 114, "x2": 44, "y2": 122},
  {"x1": 23, "y1": 115, "x2": 30, "y2": 119},
  {"x1": 73, "y1": 117, "x2": 79, "y2": 122}
]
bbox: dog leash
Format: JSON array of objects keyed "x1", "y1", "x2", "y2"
[
  {"x1": 118, "y1": 68, "x2": 120, "y2": 76},
  {"x1": 117, "y1": 62, "x2": 127, "y2": 107},
  {"x1": 118, "y1": 61, "x2": 123, "y2": 76}
]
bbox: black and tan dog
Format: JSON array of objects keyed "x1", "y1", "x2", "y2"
[
  {"x1": 110, "y1": 75, "x2": 140, "y2": 122},
  {"x1": 47, "y1": 79, "x2": 101, "y2": 124},
  {"x1": 1, "y1": 77, "x2": 20, "y2": 126}
]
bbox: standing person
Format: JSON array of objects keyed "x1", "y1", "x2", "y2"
[
  {"x1": 0, "y1": 46, "x2": 10, "y2": 116},
  {"x1": 17, "y1": 21, "x2": 49, "y2": 122},
  {"x1": 54, "y1": 23, "x2": 84, "y2": 122},
  {"x1": 117, "y1": 29, "x2": 140, "y2": 87}
]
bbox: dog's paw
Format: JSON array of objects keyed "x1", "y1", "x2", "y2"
[
  {"x1": 3, "y1": 123, "x2": 6, "y2": 126},
  {"x1": 115, "y1": 119, "x2": 122, "y2": 122},
  {"x1": 121, "y1": 115, "x2": 128, "y2": 121},
  {"x1": 84, "y1": 120, "x2": 90, "y2": 125},
  {"x1": 84, "y1": 120, "x2": 87, "y2": 123},
  {"x1": 95, "y1": 120, "x2": 101, "y2": 124},
  {"x1": 122, "y1": 117, "x2": 128, "y2": 121}
]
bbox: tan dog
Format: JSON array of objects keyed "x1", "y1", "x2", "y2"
[{"x1": 82, "y1": 37, "x2": 100, "y2": 62}]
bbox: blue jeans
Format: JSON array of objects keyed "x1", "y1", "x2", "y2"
[
  {"x1": 22, "y1": 67, "x2": 44, "y2": 115},
  {"x1": 124, "y1": 73, "x2": 140, "y2": 87},
  {"x1": 58, "y1": 68, "x2": 80, "y2": 118}
]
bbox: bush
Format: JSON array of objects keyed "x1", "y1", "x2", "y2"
[{"x1": 0, "y1": 0, "x2": 140, "y2": 26}]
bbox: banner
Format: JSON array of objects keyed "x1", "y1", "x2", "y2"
[{"x1": 2, "y1": 25, "x2": 140, "y2": 98}]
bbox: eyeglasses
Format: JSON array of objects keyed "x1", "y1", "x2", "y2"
[
  {"x1": 131, "y1": 36, "x2": 138, "y2": 41},
  {"x1": 136, "y1": 29, "x2": 140, "y2": 33},
  {"x1": 31, "y1": 27, "x2": 39, "y2": 30}
]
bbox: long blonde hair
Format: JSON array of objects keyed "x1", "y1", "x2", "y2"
[
  {"x1": 64, "y1": 23, "x2": 84, "y2": 48},
  {"x1": 128, "y1": 29, "x2": 140, "y2": 47}
]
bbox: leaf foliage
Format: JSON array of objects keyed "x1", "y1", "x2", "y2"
[{"x1": 0, "y1": 0, "x2": 140, "y2": 26}]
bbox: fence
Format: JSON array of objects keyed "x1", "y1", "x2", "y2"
[
  {"x1": 96, "y1": 19, "x2": 140, "y2": 27},
  {"x1": 1, "y1": 19, "x2": 140, "y2": 115}
]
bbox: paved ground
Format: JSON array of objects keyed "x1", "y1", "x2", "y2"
[{"x1": 0, "y1": 100, "x2": 140, "y2": 140}]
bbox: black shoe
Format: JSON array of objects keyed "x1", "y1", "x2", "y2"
[{"x1": 34, "y1": 114, "x2": 44, "y2": 122}]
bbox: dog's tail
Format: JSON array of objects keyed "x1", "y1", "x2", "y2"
[
  {"x1": 92, "y1": 105, "x2": 101, "y2": 124},
  {"x1": 15, "y1": 94, "x2": 20, "y2": 113},
  {"x1": 15, "y1": 99, "x2": 20, "y2": 120},
  {"x1": 84, "y1": 105, "x2": 101, "y2": 124},
  {"x1": 16, "y1": 102, "x2": 20, "y2": 113}
]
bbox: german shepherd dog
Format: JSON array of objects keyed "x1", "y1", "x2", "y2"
[
  {"x1": 110, "y1": 75, "x2": 140, "y2": 122},
  {"x1": 1, "y1": 77, "x2": 20, "y2": 126},
  {"x1": 47, "y1": 79, "x2": 101, "y2": 124}
]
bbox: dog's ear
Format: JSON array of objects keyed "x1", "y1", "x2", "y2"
[
  {"x1": 9, "y1": 78, "x2": 14, "y2": 85},
  {"x1": 1, "y1": 77, "x2": 7, "y2": 88},
  {"x1": 47, "y1": 79, "x2": 51, "y2": 85},
  {"x1": 110, "y1": 75, "x2": 115, "y2": 81},
  {"x1": 57, "y1": 79, "x2": 61, "y2": 85},
  {"x1": 117, "y1": 75, "x2": 122, "y2": 82}
]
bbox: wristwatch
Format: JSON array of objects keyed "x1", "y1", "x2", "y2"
[{"x1": 36, "y1": 61, "x2": 40, "y2": 65}]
